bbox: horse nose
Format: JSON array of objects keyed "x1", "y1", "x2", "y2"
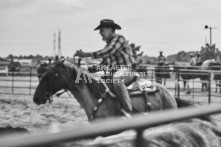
[
  {"x1": 44, "y1": 93, "x2": 51, "y2": 99},
  {"x1": 33, "y1": 96, "x2": 39, "y2": 104}
]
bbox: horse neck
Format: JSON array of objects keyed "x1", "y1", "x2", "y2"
[{"x1": 65, "y1": 67, "x2": 102, "y2": 120}]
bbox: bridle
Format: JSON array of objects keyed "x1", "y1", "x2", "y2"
[
  {"x1": 44, "y1": 89, "x2": 69, "y2": 103},
  {"x1": 44, "y1": 92, "x2": 53, "y2": 103}
]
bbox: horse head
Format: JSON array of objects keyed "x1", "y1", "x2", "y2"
[{"x1": 33, "y1": 59, "x2": 75, "y2": 105}]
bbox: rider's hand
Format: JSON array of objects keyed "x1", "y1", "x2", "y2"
[
  {"x1": 75, "y1": 49, "x2": 85, "y2": 57},
  {"x1": 74, "y1": 49, "x2": 91, "y2": 58}
]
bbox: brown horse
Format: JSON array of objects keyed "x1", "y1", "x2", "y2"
[{"x1": 33, "y1": 60, "x2": 178, "y2": 121}]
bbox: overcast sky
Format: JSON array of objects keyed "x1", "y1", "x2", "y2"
[{"x1": 0, "y1": 0, "x2": 221, "y2": 57}]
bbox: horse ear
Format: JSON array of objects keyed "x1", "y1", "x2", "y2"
[
  {"x1": 60, "y1": 58, "x2": 65, "y2": 63},
  {"x1": 57, "y1": 58, "x2": 65, "y2": 64}
]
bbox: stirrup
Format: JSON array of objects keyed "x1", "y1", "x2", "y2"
[{"x1": 121, "y1": 109, "x2": 131, "y2": 118}]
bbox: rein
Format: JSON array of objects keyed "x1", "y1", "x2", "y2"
[{"x1": 44, "y1": 89, "x2": 69, "y2": 103}]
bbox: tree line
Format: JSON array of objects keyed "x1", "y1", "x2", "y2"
[
  {"x1": 0, "y1": 54, "x2": 53, "y2": 61},
  {"x1": 1, "y1": 43, "x2": 220, "y2": 64}
]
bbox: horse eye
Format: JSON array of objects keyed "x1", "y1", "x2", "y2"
[{"x1": 55, "y1": 73, "x2": 59, "y2": 77}]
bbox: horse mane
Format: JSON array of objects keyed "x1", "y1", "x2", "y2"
[{"x1": 61, "y1": 62, "x2": 107, "y2": 99}]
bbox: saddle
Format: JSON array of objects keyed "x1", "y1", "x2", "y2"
[
  {"x1": 111, "y1": 69, "x2": 158, "y2": 111},
  {"x1": 97, "y1": 68, "x2": 159, "y2": 112},
  {"x1": 112, "y1": 68, "x2": 157, "y2": 94}
]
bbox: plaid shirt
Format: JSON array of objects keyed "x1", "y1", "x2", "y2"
[{"x1": 92, "y1": 34, "x2": 135, "y2": 67}]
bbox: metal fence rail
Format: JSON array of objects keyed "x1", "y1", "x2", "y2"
[
  {"x1": 1, "y1": 104, "x2": 221, "y2": 147},
  {"x1": 1, "y1": 65, "x2": 221, "y2": 102},
  {"x1": 175, "y1": 68, "x2": 221, "y2": 104},
  {"x1": 0, "y1": 68, "x2": 39, "y2": 95}
]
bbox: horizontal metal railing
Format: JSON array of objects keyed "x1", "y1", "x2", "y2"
[
  {"x1": 0, "y1": 104, "x2": 221, "y2": 147},
  {"x1": 1, "y1": 65, "x2": 221, "y2": 99}
]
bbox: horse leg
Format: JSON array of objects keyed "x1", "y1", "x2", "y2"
[
  {"x1": 205, "y1": 83, "x2": 208, "y2": 91},
  {"x1": 187, "y1": 81, "x2": 190, "y2": 90},
  {"x1": 164, "y1": 79, "x2": 167, "y2": 86},
  {"x1": 183, "y1": 80, "x2": 186, "y2": 90},
  {"x1": 163, "y1": 78, "x2": 166, "y2": 86},
  {"x1": 158, "y1": 77, "x2": 162, "y2": 84},
  {"x1": 215, "y1": 81, "x2": 217, "y2": 93},
  {"x1": 202, "y1": 83, "x2": 207, "y2": 91}
]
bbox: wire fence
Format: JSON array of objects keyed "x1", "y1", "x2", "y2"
[
  {"x1": 1, "y1": 65, "x2": 221, "y2": 104},
  {"x1": 0, "y1": 68, "x2": 39, "y2": 95}
]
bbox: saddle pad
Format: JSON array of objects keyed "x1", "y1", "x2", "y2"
[
  {"x1": 127, "y1": 78, "x2": 152, "y2": 91},
  {"x1": 129, "y1": 87, "x2": 159, "y2": 96},
  {"x1": 113, "y1": 68, "x2": 139, "y2": 86}
]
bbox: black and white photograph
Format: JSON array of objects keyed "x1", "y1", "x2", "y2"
[{"x1": 1, "y1": 0, "x2": 221, "y2": 147}]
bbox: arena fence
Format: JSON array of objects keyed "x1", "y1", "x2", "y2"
[
  {"x1": 175, "y1": 68, "x2": 221, "y2": 104},
  {"x1": 0, "y1": 104, "x2": 221, "y2": 147},
  {"x1": 140, "y1": 65, "x2": 221, "y2": 104},
  {"x1": 0, "y1": 65, "x2": 221, "y2": 103},
  {"x1": 0, "y1": 68, "x2": 38, "y2": 95}
]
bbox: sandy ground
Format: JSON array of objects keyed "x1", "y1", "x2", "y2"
[{"x1": 0, "y1": 94, "x2": 88, "y2": 133}]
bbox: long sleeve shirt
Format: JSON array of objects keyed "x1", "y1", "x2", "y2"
[
  {"x1": 91, "y1": 34, "x2": 135, "y2": 67},
  {"x1": 189, "y1": 58, "x2": 196, "y2": 66}
]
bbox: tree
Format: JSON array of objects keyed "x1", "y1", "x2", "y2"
[
  {"x1": 130, "y1": 43, "x2": 142, "y2": 59},
  {"x1": 200, "y1": 43, "x2": 220, "y2": 62},
  {"x1": 7, "y1": 54, "x2": 14, "y2": 59}
]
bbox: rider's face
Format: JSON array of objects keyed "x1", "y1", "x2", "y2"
[{"x1": 99, "y1": 27, "x2": 114, "y2": 41}]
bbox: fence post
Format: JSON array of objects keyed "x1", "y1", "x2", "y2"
[
  {"x1": 135, "y1": 129, "x2": 144, "y2": 147},
  {"x1": 208, "y1": 72, "x2": 211, "y2": 104},
  {"x1": 175, "y1": 70, "x2": 177, "y2": 98},
  {"x1": 11, "y1": 71, "x2": 14, "y2": 94},
  {"x1": 151, "y1": 68, "x2": 153, "y2": 82},
  {"x1": 177, "y1": 69, "x2": 180, "y2": 98},
  {"x1": 192, "y1": 78, "x2": 194, "y2": 101},
  {"x1": 29, "y1": 67, "x2": 32, "y2": 95}
]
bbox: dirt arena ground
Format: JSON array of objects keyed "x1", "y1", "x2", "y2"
[{"x1": 0, "y1": 94, "x2": 88, "y2": 133}]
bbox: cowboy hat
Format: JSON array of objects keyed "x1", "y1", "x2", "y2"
[{"x1": 94, "y1": 19, "x2": 121, "y2": 31}]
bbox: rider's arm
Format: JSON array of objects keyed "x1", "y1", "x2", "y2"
[{"x1": 91, "y1": 35, "x2": 125, "y2": 59}]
